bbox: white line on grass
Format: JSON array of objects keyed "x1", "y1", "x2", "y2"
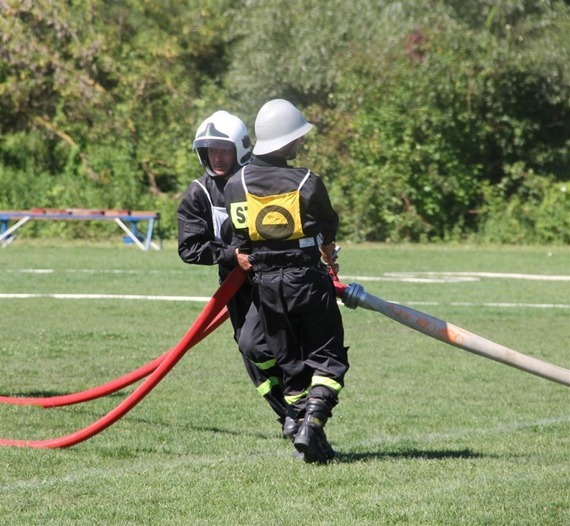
[
  {"x1": 343, "y1": 275, "x2": 481, "y2": 283},
  {"x1": 1, "y1": 293, "x2": 568, "y2": 309},
  {"x1": 384, "y1": 271, "x2": 570, "y2": 281},
  {"x1": 2, "y1": 270, "x2": 568, "y2": 308},
  {"x1": 0, "y1": 293, "x2": 211, "y2": 302},
  {"x1": 5, "y1": 269, "x2": 570, "y2": 282},
  {"x1": 5, "y1": 268, "x2": 186, "y2": 274},
  {"x1": 451, "y1": 302, "x2": 570, "y2": 309}
]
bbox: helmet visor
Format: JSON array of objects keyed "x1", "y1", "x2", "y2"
[{"x1": 193, "y1": 138, "x2": 235, "y2": 151}]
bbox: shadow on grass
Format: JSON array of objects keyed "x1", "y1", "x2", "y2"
[
  {"x1": 3, "y1": 390, "x2": 71, "y2": 398},
  {"x1": 3, "y1": 389, "x2": 130, "y2": 399},
  {"x1": 334, "y1": 448, "x2": 485, "y2": 463}
]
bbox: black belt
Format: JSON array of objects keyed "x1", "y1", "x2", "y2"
[
  {"x1": 249, "y1": 250, "x2": 321, "y2": 271},
  {"x1": 250, "y1": 236, "x2": 318, "y2": 252}
]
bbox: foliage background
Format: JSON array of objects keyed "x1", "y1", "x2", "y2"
[{"x1": 0, "y1": 0, "x2": 568, "y2": 243}]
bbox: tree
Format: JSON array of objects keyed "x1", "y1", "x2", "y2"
[
  {"x1": 0, "y1": 0, "x2": 233, "y2": 226},
  {"x1": 0, "y1": 0, "x2": 568, "y2": 243}
]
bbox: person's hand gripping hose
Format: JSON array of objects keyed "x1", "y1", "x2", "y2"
[{"x1": 321, "y1": 242, "x2": 340, "y2": 281}]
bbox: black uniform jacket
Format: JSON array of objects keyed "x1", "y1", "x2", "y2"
[
  {"x1": 224, "y1": 156, "x2": 339, "y2": 258},
  {"x1": 177, "y1": 173, "x2": 236, "y2": 268}
]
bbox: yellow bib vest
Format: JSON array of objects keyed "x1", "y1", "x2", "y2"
[{"x1": 231, "y1": 167, "x2": 311, "y2": 241}]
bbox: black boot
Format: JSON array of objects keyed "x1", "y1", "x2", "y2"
[
  {"x1": 282, "y1": 416, "x2": 300, "y2": 441},
  {"x1": 281, "y1": 404, "x2": 300, "y2": 441},
  {"x1": 293, "y1": 399, "x2": 335, "y2": 464}
]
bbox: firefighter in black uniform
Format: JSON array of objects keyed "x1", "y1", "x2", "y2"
[
  {"x1": 224, "y1": 100, "x2": 349, "y2": 463},
  {"x1": 177, "y1": 110, "x2": 289, "y2": 431}
]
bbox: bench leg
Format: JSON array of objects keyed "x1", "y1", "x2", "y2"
[
  {"x1": 145, "y1": 218, "x2": 160, "y2": 250},
  {"x1": 114, "y1": 218, "x2": 147, "y2": 251},
  {"x1": 0, "y1": 216, "x2": 31, "y2": 247}
]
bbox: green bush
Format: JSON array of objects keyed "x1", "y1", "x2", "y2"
[
  {"x1": 1, "y1": 1, "x2": 569, "y2": 245},
  {"x1": 480, "y1": 163, "x2": 569, "y2": 244},
  {"x1": 315, "y1": 8, "x2": 569, "y2": 243}
]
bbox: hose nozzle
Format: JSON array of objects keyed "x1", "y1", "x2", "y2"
[{"x1": 342, "y1": 282, "x2": 366, "y2": 309}]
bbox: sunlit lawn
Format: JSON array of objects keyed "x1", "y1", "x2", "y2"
[{"x1": 0, "y1": 242, "x2": 568, "y2": 525}]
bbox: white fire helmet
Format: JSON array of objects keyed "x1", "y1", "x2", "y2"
[
  {"x1": 252, "y1": 99, "x2": 313, "y2": 156},
  {"x1": 193, "y1": 111, "x2": 252, "y2": 176}
]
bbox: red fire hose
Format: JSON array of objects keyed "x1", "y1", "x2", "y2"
[{"x1": 0, "y1": 267, "x2": 246, "y2": 448}]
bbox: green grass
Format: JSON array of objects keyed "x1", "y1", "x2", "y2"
[{"x1": 1, "y1": 241, "x2": 569, "y2": 525}]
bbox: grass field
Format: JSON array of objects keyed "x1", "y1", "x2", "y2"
[{"x1": 1, "y1": 241, "x2": 569, "y2": 525}]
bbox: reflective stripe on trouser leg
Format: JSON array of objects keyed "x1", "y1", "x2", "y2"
[
  {"x1": 311, "y1": 375, "x2": 343, "y2": 395},
  {"x1": 283, "y1": 377, "x2": 342, "y2": 406},
  {"x1": 256, "y1": 376, "x2": 280, "y2": 397},
  {"x1": 284, "y1": 387, "x2": 310, "y2": 406},
  {"x1": 251, "y1": 358, "x2": 277, "y2": 371}
]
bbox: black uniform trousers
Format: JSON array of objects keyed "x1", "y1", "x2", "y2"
[
  {"x1": 220, "y1": 265, "x2": 287, "y2": 423},
  {"x1": 239, "y1": 259, "x2": 349, "y2": 419}
]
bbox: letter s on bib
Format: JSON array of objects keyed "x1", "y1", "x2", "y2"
[{"x1": 230, "y1": 202, "x2": 248, "y2": 229}]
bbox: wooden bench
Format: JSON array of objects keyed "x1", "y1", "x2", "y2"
[{"x1": 0, "y1": 208, "x2": 161, "y2": 251}]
